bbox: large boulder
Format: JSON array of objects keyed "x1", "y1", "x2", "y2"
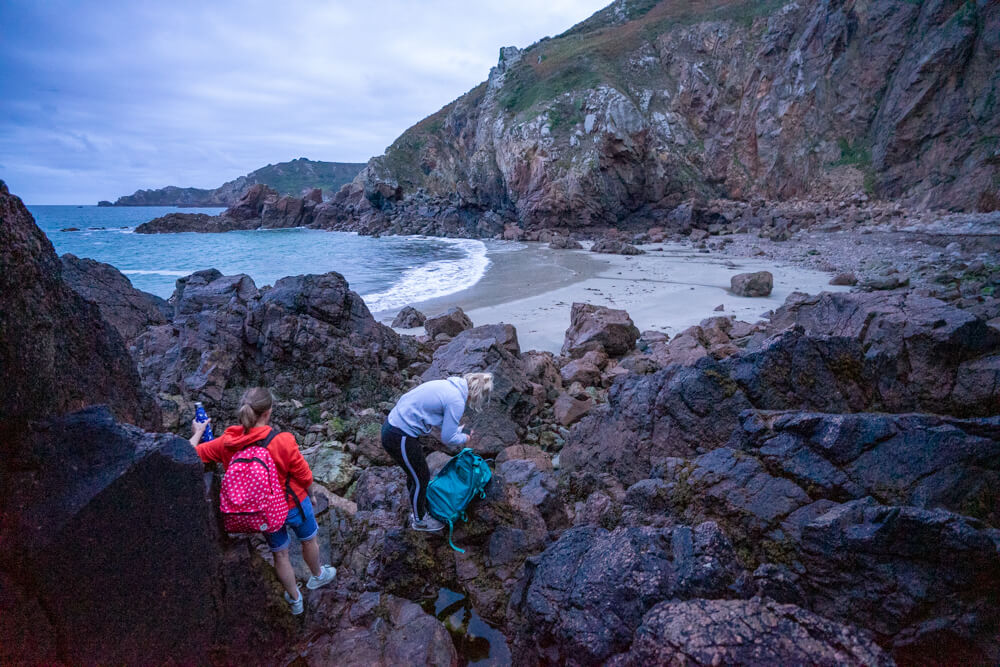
[
  {"x1": 0, "y1": 180, "x2": 160, "y2": 435},
  {"x1": 304, "y1": 593, "x2": 457, "y2": 666},
  {"x1": 608, "y1": 598, "x2": 892, "y2": 666},
  {"x1": 132, "y1": 269, "x2": 408, "y2": 432},
  {"x1": 562, "y1": 303, "x2": 640, "y2": 358},
  {"x1": 549, "y1": 237, "x2": 583, "y2": 250},
  {"x1": 564, "y1": 292, "x2": 1000, "y2": 485},
  {"x1": 591, "y1": 239, "x2": 645, "y2": 255},
  {"x1": 510, "y1": 523, "x2": 747, "y2": 665},
  {"x1": 730, "y1": 271, "x2": 774, "y2": 297},
  {"x1": 729, "y1": 411, "x2": 1000, "y2": 526},
  {"x1": 553, "y1": 393, "x2": 594, "y2": 427},
  {"x1": 424, "y1": 306, "x2": 474, "y2": 338},
  {"x1": 391, "y1": 305, "x2": 426, "y2": 328},
  {"x1": 60, "y1": 254, "x2": 170, "y2": 341},
  {"x1": 799, "y1": 498, "x2": 1000, "y2": 665},
  {"x1": 224, "y1": 183, "x2": 280, "y2": 223},
  {"x1": 768, "y1": 291, "x2": 1000, "y2": 416},
  {"x1": 0, "y1": 406, "x2": 289, "y2": 664},
  {"x1": 421, "y1": 324, "x2": 537, "y2": 454}
]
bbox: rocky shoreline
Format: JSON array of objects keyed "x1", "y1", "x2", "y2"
[{"x1": 4, "y1": 176, "x2": 999, "y2": 664}]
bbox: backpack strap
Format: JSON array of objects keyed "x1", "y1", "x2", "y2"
[
  {"x1": 240, "y1": 428, "x2": 307, "y2": 518},
  {"x1": 446, "y1": 519, "x2": 464, "y2": 554},
  {"x1": 259, "y1": 429, "x2": 308, "y2": 519},
  {"x1": 236, "y1": 427, "x2": 281, "y2": 451}
]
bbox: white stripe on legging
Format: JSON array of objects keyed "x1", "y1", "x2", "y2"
[{"x1": 399, "y1": 435, "x2": 421, "y2": 518}]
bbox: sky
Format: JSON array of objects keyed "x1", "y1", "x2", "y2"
[{"x1": 0, "y1": 0, "x2": 610, "y2": 204}]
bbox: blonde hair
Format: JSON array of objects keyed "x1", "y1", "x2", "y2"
[
  {"x1": 463, "y1": 372, "x2": 494, "y2": 411},
  {"x1": 238, "y1": 387, "x2": 273, "y2": 433}
]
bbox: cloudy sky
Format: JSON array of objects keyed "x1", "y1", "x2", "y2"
[{"x1": 0, "y1": 0, "x2": 609, "y2": 204}]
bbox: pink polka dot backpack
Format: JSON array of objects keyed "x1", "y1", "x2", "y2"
[{"x1": 219, "y1": 428, "x2": 289, "y2": 533}]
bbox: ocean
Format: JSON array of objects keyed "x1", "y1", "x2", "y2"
[{"x1": 30, "y1": 205, "x2": 490, "y2": 313}]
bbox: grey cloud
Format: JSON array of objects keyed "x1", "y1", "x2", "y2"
[{"x1": 0, "y1": 0, "x2": 610, "y2": 203}]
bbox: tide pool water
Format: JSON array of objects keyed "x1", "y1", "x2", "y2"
[{"x1": 30, "y1": 205, "x2": 489, "y2": 311}]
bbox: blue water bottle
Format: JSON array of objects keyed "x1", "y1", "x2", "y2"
[{"x1": 194, "y1": 402, "x2": 214, "y2": 442}]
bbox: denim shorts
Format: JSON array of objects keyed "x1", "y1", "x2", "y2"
[{"x1": 265, "y1": 494, "x2": 318, "y2": 552}]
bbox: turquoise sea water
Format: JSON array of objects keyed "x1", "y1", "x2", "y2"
[{"x1": 30, "y1": 205, "x2": 489, "y2": 311}]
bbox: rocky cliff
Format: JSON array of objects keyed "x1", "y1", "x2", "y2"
[
  {"x1": 323, "y1": 0, "x2": 999, "y2": 237},
  {"x1": 112, "y1": 157, "x2": 365, "y2": 206},
  {"x1": 0, "y1": 180, "x2": 161, "y2": 436},
  {"x1": 0, "y1": 181, "x2": 291, "y2": 664}
]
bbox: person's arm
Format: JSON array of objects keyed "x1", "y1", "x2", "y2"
[{"x1": 441, "y1": 395, "x2": 470, "y2": 447}]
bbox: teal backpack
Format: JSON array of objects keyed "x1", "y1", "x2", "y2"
[{"x1": 425, "y1": 448, "x2": 493, "y2": 553}]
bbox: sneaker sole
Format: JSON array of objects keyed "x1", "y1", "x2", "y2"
[{"x1": 410, "y1": 524, "x2": 445, "y2": 532}]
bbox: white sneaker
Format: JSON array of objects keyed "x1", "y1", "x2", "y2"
[
  {"x1": 307, "y1": 565, "x2": 337, "y2": 590},
  {"x1": 284, "y1": 586, "x2": 304, "y2": 615},
  {"x1": 410, "y1": 513, "x2": 445, "y2": 532}
]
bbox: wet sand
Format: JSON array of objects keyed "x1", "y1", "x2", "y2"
[{"x1": 377, "y1": 241, "x2": 851, "y2": 354}]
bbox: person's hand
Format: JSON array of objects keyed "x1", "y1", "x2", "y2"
[{"x1": 189, "y1": 418, "x2": 210, "y2": 446}]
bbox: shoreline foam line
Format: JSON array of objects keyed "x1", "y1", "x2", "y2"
[{"x1": 361, "y1": 238, "x2": 490, "y2": 313}]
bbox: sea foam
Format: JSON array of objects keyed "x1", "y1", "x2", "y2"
[{"x1": 362, "y1": 237, "x2": 489, "y2": 313}]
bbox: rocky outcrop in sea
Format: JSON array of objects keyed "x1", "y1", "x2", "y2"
[{"x1": 135, "y1": 183, "x2": 326, "y2": 233}]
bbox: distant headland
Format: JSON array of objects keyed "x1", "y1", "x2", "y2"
[{"x1": 106, "y1": 157, "x2": 365, "y2": 207}]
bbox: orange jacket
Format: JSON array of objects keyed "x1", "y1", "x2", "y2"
[{"x1": 196, "y1": 425, "x2": 312, "y2": 510}]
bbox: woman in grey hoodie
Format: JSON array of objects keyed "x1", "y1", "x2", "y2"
[{"x1": 381, "y1": 372, "x2": 493, "y2": 531}]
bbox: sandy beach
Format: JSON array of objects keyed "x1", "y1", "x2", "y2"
[{"x1": 376, "y1": 241, "x2": 851, "y2": 353}]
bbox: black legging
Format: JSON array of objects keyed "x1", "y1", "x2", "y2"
[{"x1": 381, "y1": 422, "x2": 430, "y2": 520}]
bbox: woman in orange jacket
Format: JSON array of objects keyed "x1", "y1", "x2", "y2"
[{"x1": 189, "y1": 387, "x2": 336, "y2": 615}]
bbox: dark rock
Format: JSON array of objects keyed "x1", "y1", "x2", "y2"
[
  {"x1": 731, "y1": 271, "x2": 774, "y2": 297},
  {"x1": 550, "y1": 236, "x2": 583, "y2": 250},
  {"x1": 0, "y1": 180, "x2": 160, "y2": 434},
  {"x1": 306, "y1": 593, "x2": 457, "y2": 666},
  {"x1": 863, "y1": 275, "x2": 910, "y2": 291},
  {"x1": 608, "y1": 598, "x2": 892, "y2": 667},
  {"x1": 424, "y1": 306, "x2": 474, "y2": 338},
  {"x1": 132, "y1": 269, "x2": 407, "y2": 431},
  {"x1": 565, "y1": 293, "x2": 1000, "y2": 486},
  {"x1": 767, "y1": 291, "x2": 1000, "y2": 416},
  {"x1": 591, "y1": 239, "x2": 645, "y2": 255},
  {"x1": 562, "y1": 303, "x2": 640, "y2": 358},
  {"x1": 559, "y1": 357, "x2": 602, "y2": 387},
  {"x1": 134, "y1": 212, "x2": 245, "y2": 234},
  {"x1": 553, "y1": 393, "x2": 594, "y2": 427},
  {"x1": 521, "y1": 350, "x2": 563, "y2": 396},
  {"x1": 830, "y1": 271, "x2": 858, "y2": 286},
  {"x1": 60, "y1": 254, "x2": 170, "y2": 341},
  {"x1": 729, "y1": 410, "x2": 1000, "y2": 526},
  {"x1": 135, "y1": 184, "x2": 324, "y2": 234},
  {"x1": 422, "y1": 324, "x2": 537, "y2": 454},
  {"x1": 0, "y1": 406, "x2": 288, "y2": 664},
  {"x1": 391, "y1": 305, "x2": 426, "y2": 328},
  {"x1": 511, "y1": 523, "x2": 747, "y2": 664},
  {"x1": 799, "y1": 498, "x2": 1000, "y2": 665}
]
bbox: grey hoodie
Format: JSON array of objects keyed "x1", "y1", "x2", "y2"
[{"x1": 387, "y1": 377, "x2": 469, "y2": 446}]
